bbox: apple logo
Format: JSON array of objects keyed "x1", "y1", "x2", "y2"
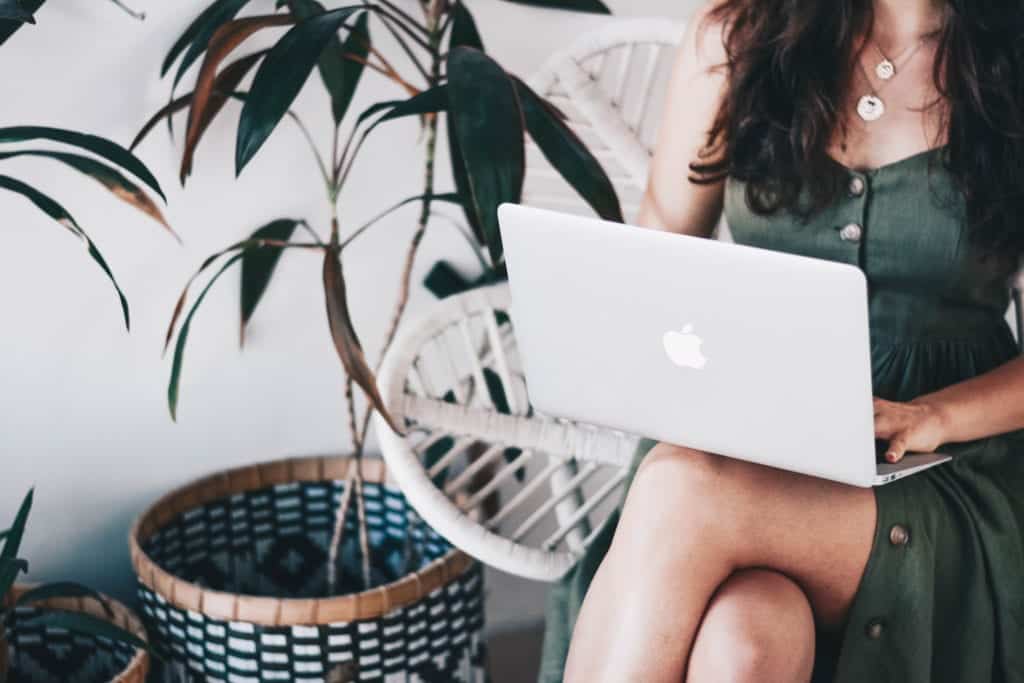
[{"x1": 663, "y1": 324, "x2": 708, "y2": 369}]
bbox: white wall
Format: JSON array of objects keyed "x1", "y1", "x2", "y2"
[{"x1": 0, "y1": 0, "x2": 700, "y2": 631}]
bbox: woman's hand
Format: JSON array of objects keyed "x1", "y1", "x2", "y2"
[{"x1": 873, "y1": 397, "x2": 951, "y2": 463}]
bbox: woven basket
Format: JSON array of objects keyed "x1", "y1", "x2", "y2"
[
  {"x1": 129, "y1": 455, "x2": 488, "y2": 683},
  {"x1": 1, "y1": 584, "x2": 149, "y2": 683}
]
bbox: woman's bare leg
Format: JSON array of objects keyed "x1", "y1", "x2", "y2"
[
  {"x1": 686, "y1": 569, "x2": 816, "y2": 683},
  {"x1": 563, "y1": 442, "x2": 876, "y2": 683}
]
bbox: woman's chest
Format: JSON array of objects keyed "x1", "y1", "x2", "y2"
[{"x1": 722, "y1": 161, "x2": 1012, "y2": 303}]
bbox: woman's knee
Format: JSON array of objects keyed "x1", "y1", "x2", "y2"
[
  {"x1": 633, "y1": 442, "x2": 729, "y2": 495},
  {"x1": 687, "y1": 569, "x2": 816, "y2": 683}
]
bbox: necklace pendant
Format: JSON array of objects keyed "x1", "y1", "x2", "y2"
[
  {"x1": 857, "y1": 94, "x2": 885, "y2": 122},
  {"x1": 875, "y1": 58, "x2": 896, "y2": 80}
]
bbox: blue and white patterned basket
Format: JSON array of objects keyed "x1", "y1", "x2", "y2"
[{"x1": 129, "y1": 456, "x2": 488, "y2": 683}]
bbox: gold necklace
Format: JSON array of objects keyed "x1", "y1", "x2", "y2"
[{"x1": 856, "y1": 39, "x2": 925, "y2": 122}]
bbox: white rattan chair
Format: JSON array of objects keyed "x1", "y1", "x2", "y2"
[
  {"x1": 373, "y1": 19, "x2": 685, "y2": 582},
  {"x1": 373, "y1": 19, "x2": 1024, "y2": 584}
]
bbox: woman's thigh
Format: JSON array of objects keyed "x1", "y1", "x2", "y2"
[
  {"x1": 687, "y1": 568, "x2": 816, "y2": 683},
  {"x1": 625, "y1": 443, "x2": 878, "y2": 629}
]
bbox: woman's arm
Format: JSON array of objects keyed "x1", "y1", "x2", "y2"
[
  {"x1": 635, "y1": 2, "x2": 728, "y2": 236},
  {"x1": 875, "y1": 356, "x2": 1024, "y2": 462}
]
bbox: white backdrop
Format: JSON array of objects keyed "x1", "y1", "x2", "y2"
[{"x1": 0, "y1": 0, "x2": 699, "y2": 631}]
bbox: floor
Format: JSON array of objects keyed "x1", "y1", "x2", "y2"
[{"x1": 489, "y1": 621, "x2": 546, "y2": 683}]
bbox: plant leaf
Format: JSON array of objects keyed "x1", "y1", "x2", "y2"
[
  {"x1": 286, "y1": 1, "x2": 370, "y2": 124},
  {"x1": 17, "y1": 582, "x2": 114, "y2": 617},
  {"x1": 240, "y1": 218, "x2": 299, "y2": 345},
  {"x1": 512, "y1": 77, "x2": 623, "y2": 222},
  {"x1": 446, "y1": 47, "x2": 525, "y2": 267},
  {"x1": 0, "y1": 175, "x2": 130, "y2": 329},
  {"x1": 0, "y1": 558, "x2": 29, "y2": 599},
  {"x1": 0, "y1": 126, "x2": 165, "y2": 202},
  {"x1": 181, "y1": 15, "x2": 294, "y2": 183},
  {"x1": 236, "y1": 6, "x2": 360, "y2": 174},
  {"x1": 423, "y1": 260, "x2": 471, "y2": 299},
  {"x1": 132, "y1": 50, "x2": 266, "y2": 152},
  {"x1": 1, "y1": 489, "x2": 32, "y2": 563},
  {"x1": 447, "y1": 110, "x2": 483, "y2": 243},
  {"x1": 0, "y1": 150, "x2": 177, "y2": 240},
  {"x1": 164, "y1": 0, "x2": 252, "y2": 88},
  {"x1": 167, "y1": 253, "x2": 244, "y2": 420},
  {"x1": 0, "y1": 0, "x2": 41, "y2": 46},
  {"x1": 357, "y1": 85, "x2": 448, "y2": 131},
  {"x1": 499, "y1": 0, "x2": 610, "y2": 13},
  {"x1": 0, "y1": 0, "x2": 35, "y2": 22},
  {"x1": 24, "y1": 610, "x2": 153, "y2": 657},
  {"x1": 449, "y1": 1, "x2": 482, "y2": 50},
  {"x1": 164, "y1": 236, "x2": 315, "y2": 354},
  {"x1": 322, "y1": 248, "x2": 402, "y2": 434}
]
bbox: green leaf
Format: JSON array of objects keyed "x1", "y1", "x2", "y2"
[
  {"x1": 168, "y1": 253, "x2": 244, "y2": 420},
  {"x1": 240, "y1": 218, "x2": 300, "y2": 345},
  {"x1": 513, "y1": 78, "x2": 623, "y2": 222},
  {"x1": 17, "y1": 582, "x2": 114, "y2": 617},
  {"x1": 357, "y1": 85, "x2": 448, "y2": 132},
  {"x1": 423, "y1": 260, "x2": 472, "y2": 299},
  {"x1": 1, "y1": 489, "x2": 32, "y2": 562},
  {"x1": 0, "y1": 175, "x2": 130, "y2": 329},
  {"x1": 0, "y1": 558, "x2": 29, "y2": 599},
  {"x1": 287, "y1": 1, "x2": 370, "y2": 124},
  {"x1": 499, "y1": 0, "x2": 610, "y2": 13},
  {"x1": 0, "y1": 0, "x2": 41, "y2": 46},
  {"x1": 446, "y1": 47, "x2": 525, "y2": 267},
  {"x1": 447, "y1": 110, "x2": 483, "y2": 243},
  {"x1": 236, "y1": 6, "x2": 361, "y2": 174},
  {"x1": 164, "y1": 0, "x2": 251, "y2": 88},
  {"x1": 0, "y1": 488, "x2": 33, "y2": 596},
  {"x1": 0, "y1": 150, "x2": 176, "y2": 239},
  {"x1": 0, "y1": 529, "x2": 8, "y2": 543},
  {"x1": 449, "y1": 1, "x2": 482, "y2": 50},
  {"x1": 24, "y1": 610, "x2": 153, "y2": 657},
  {"x1": 0, "y1": 126, "x2": 165, "y2": 202},
  {"x1": 0, "y1": 0, "x2": 35, "y2": 22}
]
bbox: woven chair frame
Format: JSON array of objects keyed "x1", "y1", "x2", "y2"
[
  {"x1": 2, "y1": 584, "x2": 149, "y2": 683},
  {"x1": 129, "y1": 455, "x2": 475, "y2": 627},
  {"x1": 374, "y1": 284, "x2": 643, "y2": 582},
  {"x1": 524, "y1": 18, "x2": 685, "y2": 222}
]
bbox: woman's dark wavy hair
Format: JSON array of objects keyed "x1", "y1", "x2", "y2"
[{"x1": 690, "y1": 0, "x2": 1024, "y2": 256}]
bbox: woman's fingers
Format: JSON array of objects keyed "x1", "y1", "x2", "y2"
[{"x1": 885, "y1": 434, "x2": 909, "y2": 463}]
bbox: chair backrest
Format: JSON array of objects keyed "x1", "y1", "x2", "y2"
[{"x1": 524, "y1": 18, "x2": 685, "y2": 222}]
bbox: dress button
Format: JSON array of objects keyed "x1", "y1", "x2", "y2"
[
  {"x1": 840, "y1": 222, "x2": 863, "y2": 243},
  {"x1": 865, "y1": 619, "x2": 884, "y2": 640},
  {"x1": 849, "y1": 175, "x2": 866, "y2": 197},
  {"x1": 889, "y1": 524, "x2": 910, "y2": 546}
]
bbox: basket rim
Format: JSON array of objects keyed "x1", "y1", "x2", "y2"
[
  {"x1": 3, "y1": 583, "x2": 149, "y2": 683},
  {"x1": 128, "y1": 454, "x2": 476, "y2": 627}
]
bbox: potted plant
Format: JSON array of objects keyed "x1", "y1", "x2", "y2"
[
  {"x1": 1, "y1": 491, "x2": 152, "y2": 683},
  {"x1": 127, "y1": 0, "x2": 620, "y2": 679}
]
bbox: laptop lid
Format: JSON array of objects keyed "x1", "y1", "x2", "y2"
[{"x1": 497, "y1": 203, "x2": 878, "y2": 487}]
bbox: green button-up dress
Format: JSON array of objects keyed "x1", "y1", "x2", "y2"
[{"x1": 538, "y1": 147, "x2": 1024, "y2": 682}]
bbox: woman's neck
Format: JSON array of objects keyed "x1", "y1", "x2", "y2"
[{"x1": 872, "y1": 0, "x2": 945, "y2": 49}]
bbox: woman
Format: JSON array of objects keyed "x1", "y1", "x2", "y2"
[{"x1": 539, "y1": 0, "x2": 1024, "y2": 681}]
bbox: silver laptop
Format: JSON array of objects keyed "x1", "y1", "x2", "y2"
[{"x1": 497, "y1": 203, "x2": 951, "y2": 488}]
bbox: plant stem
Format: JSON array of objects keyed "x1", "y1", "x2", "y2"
[
  {"x1": 287, "y1": 111, "x2": 333, "y2": 194},
  {"x1": 356, "y1": 7, "x2": 444, "y2": 445},
  {"x1": 374, "y1": 0, "x2": 432, "y2": 38},
  {"x1": 374, "y1": 12, "x2": 432, "y2": 81}
]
